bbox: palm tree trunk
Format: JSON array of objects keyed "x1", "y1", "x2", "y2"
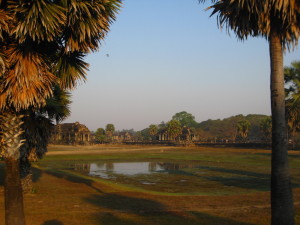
[
  {"x1": 269, "y1": 32, "x2": 295, "y2": 225},
  {"x1": 4, "y1": 157, "x2": 26, "y2": 225},
  {"x1": 0, "y1": 111, "x2": 26, "y2": 225}
]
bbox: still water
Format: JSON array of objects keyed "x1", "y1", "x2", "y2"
[{"x1": 72, "y1": 161, "x2": 198, "y2": 179}]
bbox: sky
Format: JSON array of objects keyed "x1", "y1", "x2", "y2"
[{"x1": 64, "y1": 0, "x2": 300, "y2": 132}]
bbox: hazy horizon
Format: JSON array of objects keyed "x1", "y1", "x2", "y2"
[{"x1": 64, "y1": 0, "x2": 300, "y2": 132}]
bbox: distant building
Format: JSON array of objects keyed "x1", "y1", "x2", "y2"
[{"x1": 50, "y1": 122, "x2": 91, "y2": 145}]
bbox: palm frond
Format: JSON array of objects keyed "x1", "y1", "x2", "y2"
[
  {"x1": 9, "y1": 0, "x2": 66, "y2": 42},
  {"x1": 54, "y1": 51, "x2": 89, "y2": 89},
  {"x1": 42, "y1": 85, "x2": 72, "y2": 123},
  {"x1": 0, "y1": 43, "x2": 57, "y2": 110},
  {"x1": 63, "y1": 0, "x2": 122, "y2": 52},
  {"x1": 208, "y1": 0, "x2": 300, "y2": 48}
]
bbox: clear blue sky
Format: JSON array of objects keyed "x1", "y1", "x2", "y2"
[{"x1": 64, "y1": 0, "x2": 300, "y2": 132}]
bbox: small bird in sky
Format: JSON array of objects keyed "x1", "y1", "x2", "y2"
[{"x1": 106, "y1": 54, "x2": 110, "y2": 57}]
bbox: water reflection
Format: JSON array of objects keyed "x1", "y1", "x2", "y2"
[{"x1": 72, "y1": 162, "x2": 198, "y2": 179}]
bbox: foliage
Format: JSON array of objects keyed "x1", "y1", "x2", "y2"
[
  {"x1": 95, "y1": 128, "x2": 106, "y2": 143},
  {"x1": 206, "y1": 0, "x2": 300, "y2": 48},
  {"x1": 148, "y1": 124, "x2": 158, "y2": 139},
  {"x1": 172, "y1": 111, "x2": 197, "y2": 127},
  {"x1": 105, "y1": 124, "x2": 115, "y2": 136},
  {"x1": 105, "y1": 124, "x2": 115, "y2": 143},
  {"x1": 140, "y1": 128, "x2": 151, "y2": 141},
  {"x1": 285, "y1": 61, "x2": 300, "y2": 148},
  {"x1": 198, "y1": 114, "x2": 268, "y2": 141},
  {"x1": 285, "y1": 61, "x2": 300, "y2": 101},
  {"x1": 237, "y1": 120, "x2": 251, "y2": 140},
  {"x1": 42, "y1": 86, "x2": 72, "y2": 125},
  {"x1": 166, "y1": 120, "x2": 182, "y2": 140},
  {"x1": 260, "y1": 117, "x2": 272, "y2": 141},
  {"x1": 0, "y1": 0, "x2": 122, "y2": 111}
]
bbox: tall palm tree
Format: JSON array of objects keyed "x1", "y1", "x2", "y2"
[
  {"x1": 200, "y1": 1, "x2": 300, "y2": 224},
  {"x1": 0, "y1": 1, "x2": 121, "y2": 224}
]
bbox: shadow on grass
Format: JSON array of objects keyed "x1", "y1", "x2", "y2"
[
  {"x1": 42, "y1": 168, "x2": 103, "y2": 193},
  {"x1": 86, "y1": 193, "x2": 165, "y2": 212},
  {"x1": 42, "y1": 220, "x2": 64, "y2": 225},
  {"x1": 86, "y1": 194, "x2": 255, "y2": 225},
  {"x1": 158, "y1": 164, "x2": 271, "y2": 191},
  {"x1": 198, "y1": 166, "x2": 271, "y2": 191}
]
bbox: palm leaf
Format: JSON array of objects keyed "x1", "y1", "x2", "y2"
[
  {"x1": 0, "y1": 43, "x2": 57, "y2": 110},
  {"x1": 63, "y1": 0, "x2": 122, "y2": 52},
  {"x1": 9, "y1": 0, "x2": 66, "y2": 42},
  {"x1": 54, "y1": 51, "x2": 88, "y2": 89},
  {"x1": 208, "y1": 0, "x2": 300, "y2": 48}
]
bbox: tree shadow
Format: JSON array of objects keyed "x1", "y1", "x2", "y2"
[
  {"x1": 197, "y1": 165, "x2": 271, "y2": 191},
  {"x1": 42, "y1": 169, "x2": 103, "y2": 193},
  {"x1": 32, "y1": 167, "x2": 43, "y2": 183},
  {"x1": 42, "y1": 220, "x2": 64, "y2": 225},
  {"x1": 85, "y1": 194, "x2": 256, "y2": 225},
  {"x1": 158, "y1": 164, "x2": 272, "y2": 191},
  {"x1": 85, "y1": 193, "x2": 165, "y2": 213}
]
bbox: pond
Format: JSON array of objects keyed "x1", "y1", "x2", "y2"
[
  {"x1": 41, "y1": 159, "x2": 272, "y2": 194},
  {"x1": 72, "y1": 161, "x2": 200, "y2": 179}
]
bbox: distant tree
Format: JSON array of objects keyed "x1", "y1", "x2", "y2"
[
  {"x1": 95, "y1": 128, "x2": 106, "y2": 143},
  {"x1": 286, "y1": 99, "x2": 300, "y2": 149},
  {"x1": 260, "y1": 117, "x2": 272, "y2": 142},
  {"x1": 133, "y1": 131, "x2": 143, "y2": 141},
  {"x1": 158, "y1": 121, "x2": 166, "y2": 130},
  {"x1": 237, "y1": 120, "x2": 251, "y2": 141},
  {"x1": 148, "y1": 124, "x2": 158, "y2": 140},
  {"x1": 285, "y1": 61, "x2": 300, "y2": 149},
  {"x1": 172, "y1": 111, "x2": 197, "y2": 127},
  {"x1": 105, "y1": 124, "x2": 115, "y2": 142},
  {"x1": 140, "y1": 128, "x2": 151, "y2": 141},
  {"x1": 166, "y1": 120, "x2": 182, "y2": 141},
  {"x1": 285, "y1": 61, "x2": 300, "y2": 101}
]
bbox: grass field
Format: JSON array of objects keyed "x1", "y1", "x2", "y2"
[{"x1": 0, "y1": 145, "x2": 299, "y2": 225}]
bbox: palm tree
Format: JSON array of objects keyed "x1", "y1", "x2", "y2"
[
  {"x1": 149, "y1": 124, "x2": 158, "y2": 140},
  {"x1": 260, "y1": 117, "x2": 272, "y2": 142},
  {"x1": 237, "y1": 120, "x2": 251, "y2": 141},
  {"x1": 166, "y1": 120, "x2": 182, "y2": 141},
  {"x1": 105, "y1": 124, "x2": 115, "y2": 143},
  {"x1": 201, "y1": 1, "x2": 300, "y2": 224},
  {"x1": 0, "y1": 1, "x2": 121, "y2": 224}
]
